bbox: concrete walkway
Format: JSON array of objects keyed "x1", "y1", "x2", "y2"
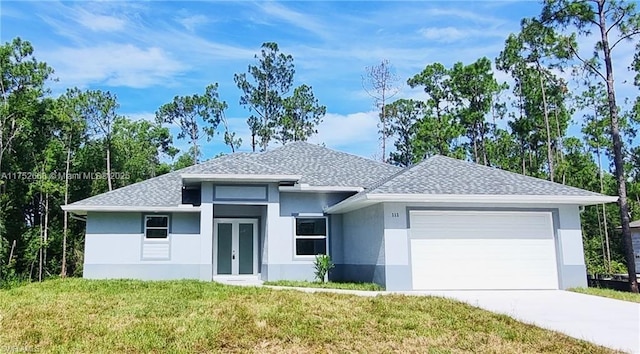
[{"x1": 262, "y1": 286, "x2": 640, "y2": 353}]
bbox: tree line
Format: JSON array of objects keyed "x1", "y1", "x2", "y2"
[{"x1": 1, "y1": 0, "x2": 639, "y2": 292}]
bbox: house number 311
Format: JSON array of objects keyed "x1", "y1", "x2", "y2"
[{"x1": 391, "y1": 212, "x2": 400, "y2": 218}]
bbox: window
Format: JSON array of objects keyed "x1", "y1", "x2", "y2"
[
  {"x1": 295, "y1": 218, "x2": 327, "y2": 256},
  {"x1": 145, "y1": 215, "x2": 169, "y2": 239}
]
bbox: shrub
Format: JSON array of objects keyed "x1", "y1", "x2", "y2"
[{"x1": 313, "y1": 254, "x2": 334, "y2": 283}]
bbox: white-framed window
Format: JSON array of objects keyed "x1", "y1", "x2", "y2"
[
  {"x1": 294, "y1": 217, "x2": 327, "y2": 256},
  {"x1": 144, "y1": 215, "x2": 169, "y2": 239}
]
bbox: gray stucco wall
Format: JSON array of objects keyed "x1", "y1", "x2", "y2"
[
  {"x1": 86, "y1": 212, "x2": 141, "y2": 234},
  {"x1": 263, "y1": 191, "x2": 349, "y2": 282},
  {"x1": 337, "y1": 204, "x2": 385, "y2": 286},
  {"x1": 84, "y1": 211, "x2": 203, "y2": 280},
  {"x1": 279, "y1": 192, "x2": 353, "y2": 216},
  {"x1": 631, "y1": 231, "x2": 640, "y2": 275}
]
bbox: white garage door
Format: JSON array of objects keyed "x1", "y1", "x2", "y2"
[{"x1": 409, "y1": 210, "x2": 559, "y2": 290}]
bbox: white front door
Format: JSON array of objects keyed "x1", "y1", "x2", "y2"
[{"x1": 213, "y1": 219, "x2": 258, "y2": 275}]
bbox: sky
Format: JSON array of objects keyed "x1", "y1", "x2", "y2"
[{"x1": 1, "y1": 1, "x2": 638, "y2": 161}]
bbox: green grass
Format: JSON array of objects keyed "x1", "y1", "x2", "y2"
[
  {"x1": 569, "y1": 287, "x2": 640, "y2": 303},
  {"x1": 0, "y1": 279, "x2": 618, "y2": 353},
  {"x1": 264, "y1": 280, "x2": 384, "y2": 291}
]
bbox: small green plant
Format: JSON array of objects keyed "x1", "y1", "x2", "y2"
[{"x1": 313, "y1": 254, "x2": 334, "y2": 283}]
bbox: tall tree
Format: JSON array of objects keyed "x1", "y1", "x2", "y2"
[
  {"x1": 51, "y1": 88, "x2": 87, "y2": 277},
  {"x1": 542, "y1": 0, "x2": 640, "y2": 292},
  {"x1": 235, "y1": 42, "x2": 294, "y2": 151},
  {"x1": 156, "y1": 84, "x2": 227, "y2": 164},
  {"x1": 362, "y1": 59, "x2": 400, "y2": 162},
  {"x1": 385, "y1": 99, "x2": 423, "y2": 167},
  {"x1": 496, "y1": 19, "x2": 571, "y2": 180},
  {"x1": 82, "y1": 90, "x2": 119, "y2": 191},
  {"x1": 277, "y1": 84, "x2": 326, "y2": 144},
  {"x1": 111, "y1": 117, "x2": 174, "y2": 184},
  {"x1": 450, "y1": 57, "x2": 506, "y2": 165},
  {"x1": 407, "y1": 63, "x2": 464, "y2": 158},
  {"x1": 0, "y1": 38, "x2": 53, "y2": 175}
]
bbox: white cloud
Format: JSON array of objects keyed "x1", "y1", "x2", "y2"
[
  {"x1": 308, "y1": 111, "x2": 380, "y2": 158},
  {"x1": 46, "y1": 44, "x2": 186, "y2": 88},
  {"x1": 177, "y1": 14, "x2": 209, "y2": 32},
  {"x1": 76, "y1": 11, "x2": 126, "y2": 32},
  {"x1": 419, "y1": 27, "x2": 508, "y2": 43},
  {"x1": 254, "y1": 2, "x2": 329, "y2": 39}
]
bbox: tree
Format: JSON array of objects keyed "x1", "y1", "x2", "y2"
[
  {"x1": 542, "y1": 0, "x2": 640, "y2": 292},
  {"x1": 81, "y1": 90, "x2": 120, "y2": 191},
  {"x1": 51, "y1": 88, "x2": 87, "y2": 277},
  {"x1": 235, "y1": 42, "x2": 295, "y2": 151},
  {"x1": 362, "y1": 59, "x2": 400, "y2": 162},
  {"x1": 111, "y1": 117, "x2": 174, "y2": 184},
  {"x1": 0, "y1": 38, "x2": 53, "y2": 175},
  {"x1": 156, "y1": 84, "x2": 227, "y2": 164},
  {"x1": 450, "y1": 57, "x2": 506, "y2": 165},
  {"x1": 496, "y1": 19, "x2": 571, "y2": 180},
  {"x1": 277, "y1": 84, "x2": 326, "y2": 144},
  {"x1": 385, "y1": 99, "x2": 423, "y2": 167},
  {"x1": 407, "y1": 63, "x2": 464, "y2": 158}
]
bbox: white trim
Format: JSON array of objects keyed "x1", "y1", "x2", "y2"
[
  {"x1": 213, "y1": 218, "x2": 259, "y2": 276},
  {"x1": 294, "y1": 212, "x2": 325, "y2": 217},
  {"x1": 367, "y1": 194, "x2": 618, "y2": 204},
  {"x1": 279, "y1": 184, "x2": 364, "y2": 193},
  {"x1": 61, "y1": 205, "x2": 200, "y2": 215},
  {"x1": 182, "y1": 173, "x2": 301, "y2": 183},
  {"x1": 325, "y1": 193, "x2": 618, "y2": 213}
]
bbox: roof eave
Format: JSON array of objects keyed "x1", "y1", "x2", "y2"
[
  {"x1": 279, "y1": 184, "x2": 364, "y2": 193},
  {"x1": 61, "y1": 205, "x2": 201, "y2": 215},
  {"x1": 325, "y1": 193, "x2": 618, "y2": 214},
  {"x1": 181, "y1": 173, "x2": 302, "y2": 183},
  {"x1": 366, "y1": 193, "x2": 618, "y2": 205}
]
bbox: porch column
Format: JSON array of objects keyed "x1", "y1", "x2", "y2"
[{"x1": 199, "y1": 182, "x2": 214, "y2": 280}]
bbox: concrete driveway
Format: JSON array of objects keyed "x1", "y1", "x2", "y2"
[{"x1": 410, "y1": 290, "x2": 640, "y2": 353}]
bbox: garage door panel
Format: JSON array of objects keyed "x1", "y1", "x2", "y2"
[
  {"x1": 410, "y1": 211, "x2": 553, "y2": 240},
  {"x1": 409, "y1": 211, "x2": 558, "y2": 290}
]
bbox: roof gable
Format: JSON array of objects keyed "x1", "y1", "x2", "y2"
[{"x1": 368, "y1": 155, "x2": 605, "y2": 197}]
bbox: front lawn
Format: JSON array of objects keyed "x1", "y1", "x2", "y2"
[
  {"x1": 264, "y1": 280, "x2": 384, "y2": 291},
  {"x1": 0, "y1": 279, "x2": 615, "y2": 353},
  {"x1": 569, "y1": 287, "x2": 640, "y2": 303}
]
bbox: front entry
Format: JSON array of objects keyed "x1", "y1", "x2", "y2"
[{"x1": 213, "y1": 219, "x2": 258, "y2": 275}]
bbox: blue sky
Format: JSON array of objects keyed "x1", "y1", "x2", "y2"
[{"x1": 1, "y1": 1, "x2": 638, "y2": 161}]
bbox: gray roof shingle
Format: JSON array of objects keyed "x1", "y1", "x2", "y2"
[
  {"x1": 66, "y1": 145, "x2": 609, "y2": 210},
  {"x1": 66, "y1": 142, "x2": 400, "y2": 208},
  {"x1": 366, "y1": 155, "x2": 604, "y2": 196}
]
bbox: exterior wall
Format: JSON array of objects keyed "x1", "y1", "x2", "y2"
[
  {"x1": 633, "y1": 231, "x2": 640, "y2": 273},
  {"x1": 337, "y1": 204, "x2": 385, "y2": 286},
  {"x1": 263, "y1": 191, "x2": 345, "y2": 281},
  {"x1": 375, "y1": 202, "x2": 588, "y2": 290},
  {"x1": 84, "y1": 211, "x2": 203, "y2": 280},
  {"x1": 555, "y1": 205, "x2": 588, "y2": 288},
  {"x1": 279, "y1": 192, "x2": 353, "y2": 216}
]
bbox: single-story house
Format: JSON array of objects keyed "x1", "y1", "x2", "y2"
[
  {"x1": 62, "y1": 142, "x2": 617, "y2": 291},
  {"x1": 626, "y1": 220, "x2": 640, "y2": 272}
]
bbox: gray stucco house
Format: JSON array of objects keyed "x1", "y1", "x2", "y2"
[
  {"x1": 627, "y1": 221, "x2": 640, "y2": 273},
  {"x1": 63, "y1": 142, "x2": 617, "y2": 291}
]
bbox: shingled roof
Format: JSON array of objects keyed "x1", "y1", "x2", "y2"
[
  {"x1": 325, "y1": 155, "x2": 616, "y2": 213},
  {"x1": 64, "y1": 142, "x2": 401, "y2": 210},
  {"x1": 64, "y1": 143, "x2": 616, "y2": 213},
  {"x1": 367, "y1": 155, "x2": 605, "y2": 196}
]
